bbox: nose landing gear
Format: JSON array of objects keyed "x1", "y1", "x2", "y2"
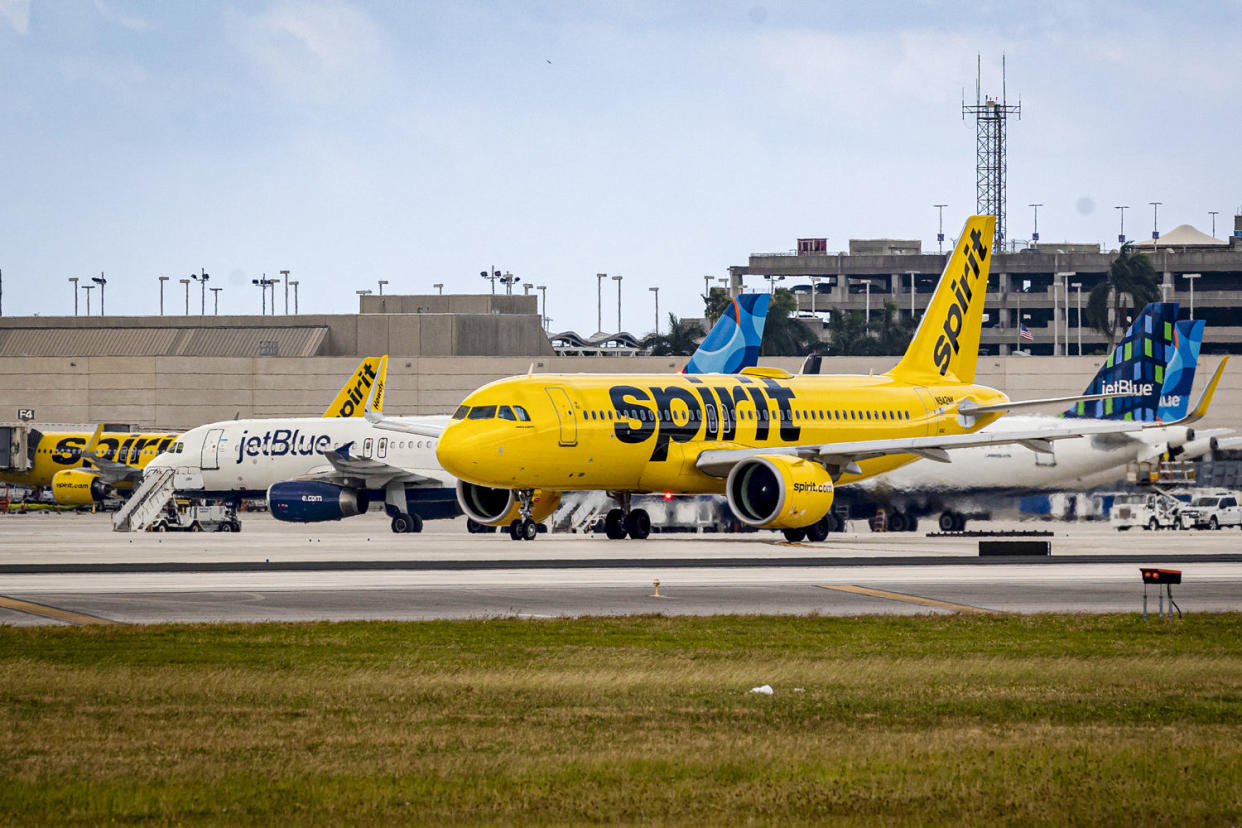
[{"x1": 507, "y1": 489, "x2": 543, "y2": 541}]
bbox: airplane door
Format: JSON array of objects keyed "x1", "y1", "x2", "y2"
[
  {"x1": 913, "y1": 388, "x2": 941, "y2": 436},
  {"x1": 545, "y1": 386, "x2": 578, "y2": 447},
  {"x1": 200, "y1": 428, "x2": 224, "y2": 470}
]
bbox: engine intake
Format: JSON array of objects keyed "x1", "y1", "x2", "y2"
[
  {"x1": 726, "y1": 454, "x2": 834, "y2": 530},
  {"x1": 268, "y1": 481, "x2": 370, "y2": 522},
  {"x1": 51, "y1": 469, "x2": 111, "y2": 505},
  {"x1": 456, "y1": 481, "x2": 561, "y2": 526}
]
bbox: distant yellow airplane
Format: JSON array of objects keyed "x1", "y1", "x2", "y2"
[
  {"x1": 2, "y1": 356, "x2": 389, "y2": 504},
  {"x1": 430, "y1": 216, "x2": 1223, "y2": 541}
]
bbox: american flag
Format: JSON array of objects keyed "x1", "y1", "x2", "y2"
[{"x1": 1020, "y1": 324, "x2": 1034, "y2": 342}]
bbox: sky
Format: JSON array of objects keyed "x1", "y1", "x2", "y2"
[{"x1": 2, "y1": 0, "x2": 1240, "y2": 334}]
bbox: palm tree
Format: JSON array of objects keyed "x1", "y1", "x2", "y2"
[
  {"x1": 760, "y1": 289, "x2": 819, "y2": 356},
  {"x1": 702, "y1": 287, "x2": 732, "y2": 326},
  {"x1": 824, "y1": 301, "x2": 916, "y2": 356},
  {"x1": 1085, "y1": 244, "x2": 1161, "y2": 348},
  {"x1": 643, "y1": 313, "x2": 705, "y2": 356}
]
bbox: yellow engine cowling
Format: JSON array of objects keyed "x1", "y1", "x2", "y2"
[
  {"x1": 456, "y1": 481, "x2": 562, "y2": 526},
  {"x1": 725, "y1": 454, "x2": 834, "y2": 530},
  {"x1": 51, "y1": 469, "x2": 111, "y2": 505}
]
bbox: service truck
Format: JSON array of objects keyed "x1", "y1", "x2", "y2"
[
  {"x1": 1110, "y1": 491, "x2": 1187, "y2": 531},
  {"x1": 1178, "y1": 493, "x2": 1242, "y2": 530}
]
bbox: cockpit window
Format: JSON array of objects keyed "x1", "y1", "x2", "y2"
[
  {"x1": 497, "y1": 406, "x2": 516, "y2": 421},
  {"x1": 452, "y1": 405, "x2": 470, "y2": 420},
  {"x1": 514, "y1": 406, "x2": 531, "y2": 421},
  {"x1": 468, "y1": 405, "x2": 497, "y2": 420}
]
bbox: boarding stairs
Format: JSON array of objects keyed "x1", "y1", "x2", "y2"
[{"x1": 112, "y1": 467, "x2": 176, "y2": 532}]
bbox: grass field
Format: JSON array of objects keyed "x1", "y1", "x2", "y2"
[{"x1": 2, "y1": 613, "x2": 1241, "y2": 825}]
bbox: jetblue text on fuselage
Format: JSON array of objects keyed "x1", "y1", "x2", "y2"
[{"x1": 234, "y1": 429, "x2": 332, "y2": 463}]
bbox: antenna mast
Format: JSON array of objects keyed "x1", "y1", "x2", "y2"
[{"x1": 962, "y1": 54, "x2": 1021, "y2": 252}]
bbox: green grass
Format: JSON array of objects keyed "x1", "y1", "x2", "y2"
[{"x1": 2, "y1": 614, "x2": 1241, "y2": 825}]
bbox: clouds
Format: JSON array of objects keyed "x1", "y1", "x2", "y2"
[
  {"x1": 225, "y1": 1, "x2": 394, "y2": 107},
  {"x1": 0, "y1": 0, "x2": 30, "y2": 34}
]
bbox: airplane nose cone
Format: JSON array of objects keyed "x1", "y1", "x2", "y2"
[{"x1": 437, "y1": 428, "x2": 504, "y2": 485}]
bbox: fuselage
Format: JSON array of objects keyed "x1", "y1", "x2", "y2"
[
  {"x1": 0, "y1": 430, "x2": 178, "y2": 489},
  {"x1": 146, "y1": 417, "x2": 452, "y2": 496},
  {"x1": 435, "y1": 370, "x2": 1008, "y2": 494}
]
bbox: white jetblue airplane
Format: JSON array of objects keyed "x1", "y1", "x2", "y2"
[
  {"x1": 842, "y1": 305, "x2": 1230, "y2": 531},
  {"x1": 145, "y1": 299, "x2": 774, "y2": 533}
]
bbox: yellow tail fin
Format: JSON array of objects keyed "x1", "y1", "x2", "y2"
[
  {"x1": 323, "y1": 356, "x2": 387, "y2": 418},
  {"x1": 886, "y1": 215, "x2": 995, "y2": 385}
]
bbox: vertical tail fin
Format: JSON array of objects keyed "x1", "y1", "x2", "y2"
[
  {"x1": 1157, "y1": 318, "x2": 1205, "y2": 421},
  {"x1": 1062, "y1": 303, "x2": 1183, "y2": 421},
  {"x1": 684, "y1": 293, "x2": 770, "y2": 374},
  {"x1": 886, "y1": 215, "x2": 995, "y2": 385},
  {"x1": 323, "y1": 356, "x2": 386, "y2": 417}
]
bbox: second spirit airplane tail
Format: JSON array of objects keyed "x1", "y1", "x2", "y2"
[{"x1": 885, "y1": 215, "x2": 995, "y2": 386}]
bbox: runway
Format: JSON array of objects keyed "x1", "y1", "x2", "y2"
[{"x1": 1, "y1": 511, "x2": 1239, "y2": 624}]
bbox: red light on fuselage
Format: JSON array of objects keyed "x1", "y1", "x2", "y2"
[{"x1": 663, "y1": 491, "x2": 674, "y2": 500}]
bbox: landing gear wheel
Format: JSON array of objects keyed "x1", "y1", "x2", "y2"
[
  {"x1": 520, "y1": 518, "x2": 538, "y2": 541},
  {"x1": 508, "y1": 519, "x2": 523, "y2": 541},
  {"x1": 805, "y1": 517, "x2": 831, "y2": 543},
  {"x1": 624, "y1": 509, "x2": 651, "y2": 540},
  {"x1": 604, "y1": 508, "x2": 628, "y2": 540},
  {"x1": 888, "y1": 512, "x2": 908, "y2": 533},
  {"x1": 782, "y1": 527, "x2": 807, "y2": 543},
  {"x1": 391, "y1": 513, "x2": 413, "y2": 534},
  {"x1": 939, "y1": 512, "x2": 957, "y2": 532}
]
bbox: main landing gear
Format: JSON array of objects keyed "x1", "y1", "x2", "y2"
[
  {"x1": 781, "y1": 512, "x2": 839, "y2": 543},
  {"x1": 602, "y1": 492, "x2": 650, "y2": 540},
  {"x1": 390, "y1": 512, "x2": 423, "y2": 534},
  {"x1": 506, "y1": 489, "x2": 546, "y2": 541}
]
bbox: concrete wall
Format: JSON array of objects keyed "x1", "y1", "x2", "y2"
[{"x1": 1, "y1": 354, "x2": 1237, "y2": 434}]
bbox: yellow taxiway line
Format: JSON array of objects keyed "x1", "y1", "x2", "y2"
[
  {"x1": 0, "y1": 595, "x2": 116, "y2": 625},
  {"x1": 819, "y1": 584, "x2": 996, "y2": 614}
]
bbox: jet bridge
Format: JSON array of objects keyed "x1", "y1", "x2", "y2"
[{"x1": 0, "y1": 423, "x2": 35, "y2": 473}]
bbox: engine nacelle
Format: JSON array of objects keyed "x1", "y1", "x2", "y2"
[
  {"x1": 456, "y1": 481, "x2": 561, "y2": 526},
  {"x1": 726, "y1": 454, "x2": 834, "y2": 530},
  {"x1": 51, "y1": 469, "x2": 111, "y2": 505},
  {"x1": 267, "y1": 481, "x2": 370, "y2": 523},
  {"x1": 1176, "y1": 435, "x2": 1218, "y2": 461}
]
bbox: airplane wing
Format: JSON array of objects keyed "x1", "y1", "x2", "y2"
[
  {"x1": 80, "y1": 425, "x2": 145, "y2": 485},
  {"x1": 697, "y1": 357, "x2": 1229, "y2": 480},
  {"x1": 311, "y1": 444, "x2": 443, "y2": 488}
]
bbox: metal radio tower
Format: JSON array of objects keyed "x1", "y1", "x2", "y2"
[{"x1": 962, "y1": 55, "x2": 1020, "y2": 252}]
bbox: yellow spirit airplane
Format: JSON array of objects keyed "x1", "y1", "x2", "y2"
[
  {"x1": 2, "y1": 356, "x2": 387, "y2": 505},
  {"x1": 420, "y1": 216, "x2": 1222, "y2": 541}
]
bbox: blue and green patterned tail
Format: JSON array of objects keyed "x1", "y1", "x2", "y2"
[{"x1": 684, "y1": 293, "x2": 770, "y2": 375}]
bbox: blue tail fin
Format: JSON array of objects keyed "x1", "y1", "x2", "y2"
[
  {"x1": 1062, "y1": 302, "x2": 1180, "y2": 421},
  {"x1": 1156, "y1": 319, "x2": 1205, "y2": 421},
  {"x1": 684, "y1": 293, "x2": 770, "y2": 374}
]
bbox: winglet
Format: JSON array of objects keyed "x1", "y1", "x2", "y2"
[
  {"x1": 1176, "y1": 356, "x2": 1228, "y2": 424},
  {"x1": 82, "y1": 424, "x2": 106, "y2": 463}
]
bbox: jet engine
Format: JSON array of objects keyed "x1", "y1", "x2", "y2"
[
  {"x1": 725, "y1": 454, "x2": 835, "y2": 529},
  {"x1": 51, "y1": 469, "x2": 111, "y2": 505},
  {"x1": 456, "y1": 481, "x2": 561, "y2": 526},
  {"x1": 267, "y1": 481, "x2": 370, "y2": 522}
]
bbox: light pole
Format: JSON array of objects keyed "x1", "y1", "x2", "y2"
[
  {"x1": 157, "y1": 276, "x2": 168, "y2": 315},
  {"x1": 377, "y1": 279, "x2": 388, "y2": 296},
  {"x1": 865, "y1": 280, "x2": 871, "y2": 333},
  {"x1": 1028, "y1": 203, "x2": 1043, "y2": 245},
  {"x1": 499, "y1": 271, "x2": 519, "y2": 295},
  {"x1": 1115, "y1": 205, "x2": 1129, "y2": 245},
  {"x1": 252, "y1": 277, "x2": 273, "y2": 314},
  {"x1": 908, "y1": 271, "x2": 918, "y2": 318},
  {"x1": 82, "y1": 284, "x2": 94, "y2": 315},
  {"x1": 1209, "y1": 211, "x2": 1219, "y2": 238},
  {"x1": 1071, "y1": 282, "x2": 1082, "y2": 355},
  {"x1": 179, "y1": 278, "x2": 190, "y2": 314},
  {"x1": 703, "y1": 274, "x2": 712, "y2": 300},
  {"x1": 356, "y1": 289, "x2": 372, "y2": 298},
  {"x1": 433, "y1": 283, "x2": 444, "y2": 295},
  {"x1": 809, "y1": 276, "x2": 818, "y2": 316},
  {"x1": 522, "y1": 283, "x2": 532, "y2": 296},
  {"x1": 280, "y1": 270, "x2": 290, "y2": 313},
  {"x1": 596, "y1": 273, "x2": 606, "y2": 334},
  {"x1": 536, "y1": 285, "x2": 547, "y2": 330},
  {"x1": 210, "y1": 287, "x2": 222, "y2": 315},
  {"x1": 69, "y1": 277, "x2": 79, "y2": 316},
  {"x1": 611, "y1": 274, "x2": 623, "y2": 332},
  {"x1": 1184, "y1": 273, "x2": 1201, "y2": 320},
  {"x1": 649, "y1": 286, "x2": 659, "y2": 335},
  {"x1": 1149, "y1": 201, "x2": 1162, "y2": 243},
  {"x1": 191, "y1": 270, "x2": 209, "y2": 315},
  {"x1": 267, "y1": 277, "x2": 280, "y2": 314},
  {"x1": 91, "y1": 274, "x2": 107, "y2": 316},
  {"x1": 933, "y1": 203, "x2": 947, "y2": 254},
  {"x1": 288, "y1": 281, "x2": 299, "y2": 314},
  {"x1": 480, "y1": 268, "x2": 499, "y2": 294}
]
